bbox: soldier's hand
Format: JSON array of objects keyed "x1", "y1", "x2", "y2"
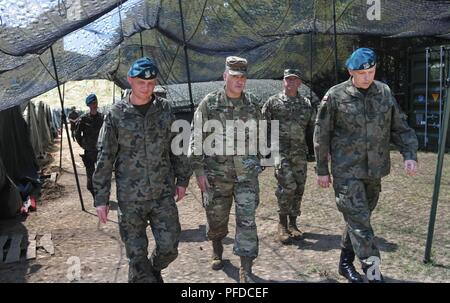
[
  {"x1": 404, "y1": 160, "x2": 418, "y2": 176},
  {"x1": 317, "y1": 175, "x2": 332, "y2": 188},
  {"x1": 175, "y1": 186, "x2": 187, "y2": 202},
  {"x1": 196, "y1": 175, "x2": 210, "y2": 192},
  {"x1": 96, "y1": 205, "x2": 109, "y2": 224}
]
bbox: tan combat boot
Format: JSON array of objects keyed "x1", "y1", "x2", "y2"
[
  {"x1": 239, "y1": 256, "x2": 255, "y2": 283},
  {"x1": 211, "y1": 239, "x2": 224, "y2": 270},
  {"x1": 288, "y1": 216, "x2": 303, "y2": 239},
  {"x1": 278, "y1": 215, "x2": 290, "y2": 244}
]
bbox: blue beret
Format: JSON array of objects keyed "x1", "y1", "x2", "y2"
[
  {"x1": 85, "y1": 93, "x2": 97, "y2": 105},
  {"x1": 345, "y1": 48, "x2": 377, "y2": 70},
  {"x1": 128, "y1": 57, "x2": 159, "y2": 79}
]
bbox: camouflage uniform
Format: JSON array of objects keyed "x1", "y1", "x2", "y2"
[
  {"x1": 262, "y1": 92, "x2": 316, "y2": 217},
  {"x1": 313, "y1": 78, "x2": 418, "y2": 265},
  {"x1": 75, "y1": 112, "x2": 104, "y2": 198},
  {"x1": 68, "y1": 109, "x2": 79, "y2": 141},
  {"x1": 189, "y1": 89, "x2": 263, "y2": 258},
  {"x1": 93, "y1": 94, "x2": 192, "y2": 283}
]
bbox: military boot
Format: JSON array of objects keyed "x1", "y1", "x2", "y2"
[
  {"x1": 338, "y1": 248, "x2": 364, "y2": 283},
  {"x1": 239, "y1": 256, "x2": 255, "y2": 283},
  {"x1": 211, "y1": 240, "x2": 224, "y2": 270},
  {"x1": 278, "y1": 215, "x2": 290, "y2": 244},
  {"x1": 152, "y1": 269, "x2": 164, "y2": 283},
  {"x1": 288, "y1": 216, "x2": 303, "y2": 239}
]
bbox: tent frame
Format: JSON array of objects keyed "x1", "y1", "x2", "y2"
[
  {"x1": 424, "y1": 76, "x2": 450, "y2": 263},
  {"x1": 50, "y1": 46, "x2": 85, "y2": 211}
]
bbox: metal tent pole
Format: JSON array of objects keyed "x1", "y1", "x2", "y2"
[
  {"x1": 310, "y1": 32, "x2": 314, "y2": 102},
  {"x1": 425, "y1": 48, "x2": 430, "y2": 149},
  {"x1": 332, "y1": 0, "x2": 339, "y2": 84},
  {"x1": 49, "y1": 46, "x2": 85, "y2": 211},
  {"x1": 424, "y1": 76, "x2": 450, "y2": 263},
  {"x1": 139, "y1": 32, "x2": 144, "y2": 58},
  {"x1": 59, "y1": 83, "x2": 65, "y2": 170},
  {"x1": 310, "y1": 0, "x2": 316, "y2": 102},
  {"x1": 439, "y1": 46, "x2": 444, "y2": 143},
  {"x1": 178, "y1": 0, "x2": 195, "y2": 113}
]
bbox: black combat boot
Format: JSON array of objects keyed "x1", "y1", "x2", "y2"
[
  {"x1": 278, "y1": 215, "x2": 290, "y2": 244},
  {"x1": 338, "y1": 248, "x2": 364, "y2": 283},
  {"x1": 239, "y1": 256, "x2": 255, "y2": 283},
  {"x1": 90, "y1": 190, "x2": 95, "y2": 202},
  {"x1": 152, "y1": 269, "x2": 164, "y2": 283},
  {"x1": 288, "y1": 216, "x2": 303, "y2": 239},
  {"x1": 211, "y1": 239, "x2": 224, "y2": 270}
]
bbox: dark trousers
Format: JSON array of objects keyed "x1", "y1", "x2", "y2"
[
  {"x1": 118, "y1": 196, "x2": 181, "y2": 283},
  {"x1": 333, "y1": 177, "x2": 381, "y2": 265},
  {"x1": 81, "y1": 150, "x2": 97, "y2": 199}
]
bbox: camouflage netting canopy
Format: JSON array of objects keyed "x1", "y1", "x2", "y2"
[{"x1": 1, "y1": 0, "x2": 450, "y2": 111}]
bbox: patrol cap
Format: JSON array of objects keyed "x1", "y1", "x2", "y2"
[
  {"x1": 128, "y1": 57, "x2": 159, "y2": 79},
  {"x1": 85, "y1": 93, "x2": 97, "y2": 106},
  {"x1": 284, "y1": 69, "x2": 301, "y2": 79},
  {"x1": 225, "y1": 56, "x2": 248, "y2": 76},
  {"x1": 345, "y1": 48, "x2": 377, "y2": 70}
]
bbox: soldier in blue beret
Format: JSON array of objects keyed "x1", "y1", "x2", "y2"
[
  {"x1": 127, "y1": 57, "x2": 159, "y2": 79},
  {"x1": 85, "y1": 93, "x2": 97, "y2": 106},
  {"x1": 92, "y1": 57, "x2": 192, "y2": 283},
  {"x1": 345, "y1": 48, "x2": 377, "y2": 71},
  {"x1": 314, "y1": 48, "x2": 418, "y2": 283},
  {"x1": 75, "y1": 93, "x2": 104, "y2": 201}
]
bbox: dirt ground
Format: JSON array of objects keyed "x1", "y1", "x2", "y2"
[{"x1": 1, "y1": 130, "x2": 450, "y2": 283}]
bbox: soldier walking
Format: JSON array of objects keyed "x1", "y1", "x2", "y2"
[
  {"x1": 262, "y1": 69, "x2": 316, "y2": 244},
  {"x1": 75, "y1": 94, "x2": 103, "y2": 200},
  {"x1": 314, "y1": 48, "x2": 418, "y2": 283},
  {"x1": 188, "y1": 56, "x2": 263, "y2": 283},
  {"x1": 93, "y1": 57, "x2": 192, "y2": 283}
]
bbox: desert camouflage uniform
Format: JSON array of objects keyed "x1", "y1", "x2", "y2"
[
  {"x1": 262, "y1": 92, "x2": 316, "y2": 216},
  {"x1": 313, "y1": 78, "x2": 418, "y2": 265},
  {"x1": 189, "y1": 89, "x2": 263, "y2": 257},
  {"x1": 93, "y1": 95, "x2": 192, "y2": 282}
]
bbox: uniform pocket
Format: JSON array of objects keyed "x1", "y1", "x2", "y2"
[
  {"x1": 274, "y1": 159, "x2": 295, "y2": 187},
  {"x1": 202, "y1": 180, "x2": 216, "y2": 208},
  {"x1": 337, "y1": 99, "x2": 364, "y2": 129},
  {"x1": 118, "y1": 120, "x2": 141, "y2": 148},
  {"x1": 338, "y1": 101, "x2": 361, "y2": 114},
  {"x1": 335, "y1": 184, "x2": 353, "y2": 214},
  {"x1": 368, "y1": 100, "x2": 390, "y2": 126}
]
